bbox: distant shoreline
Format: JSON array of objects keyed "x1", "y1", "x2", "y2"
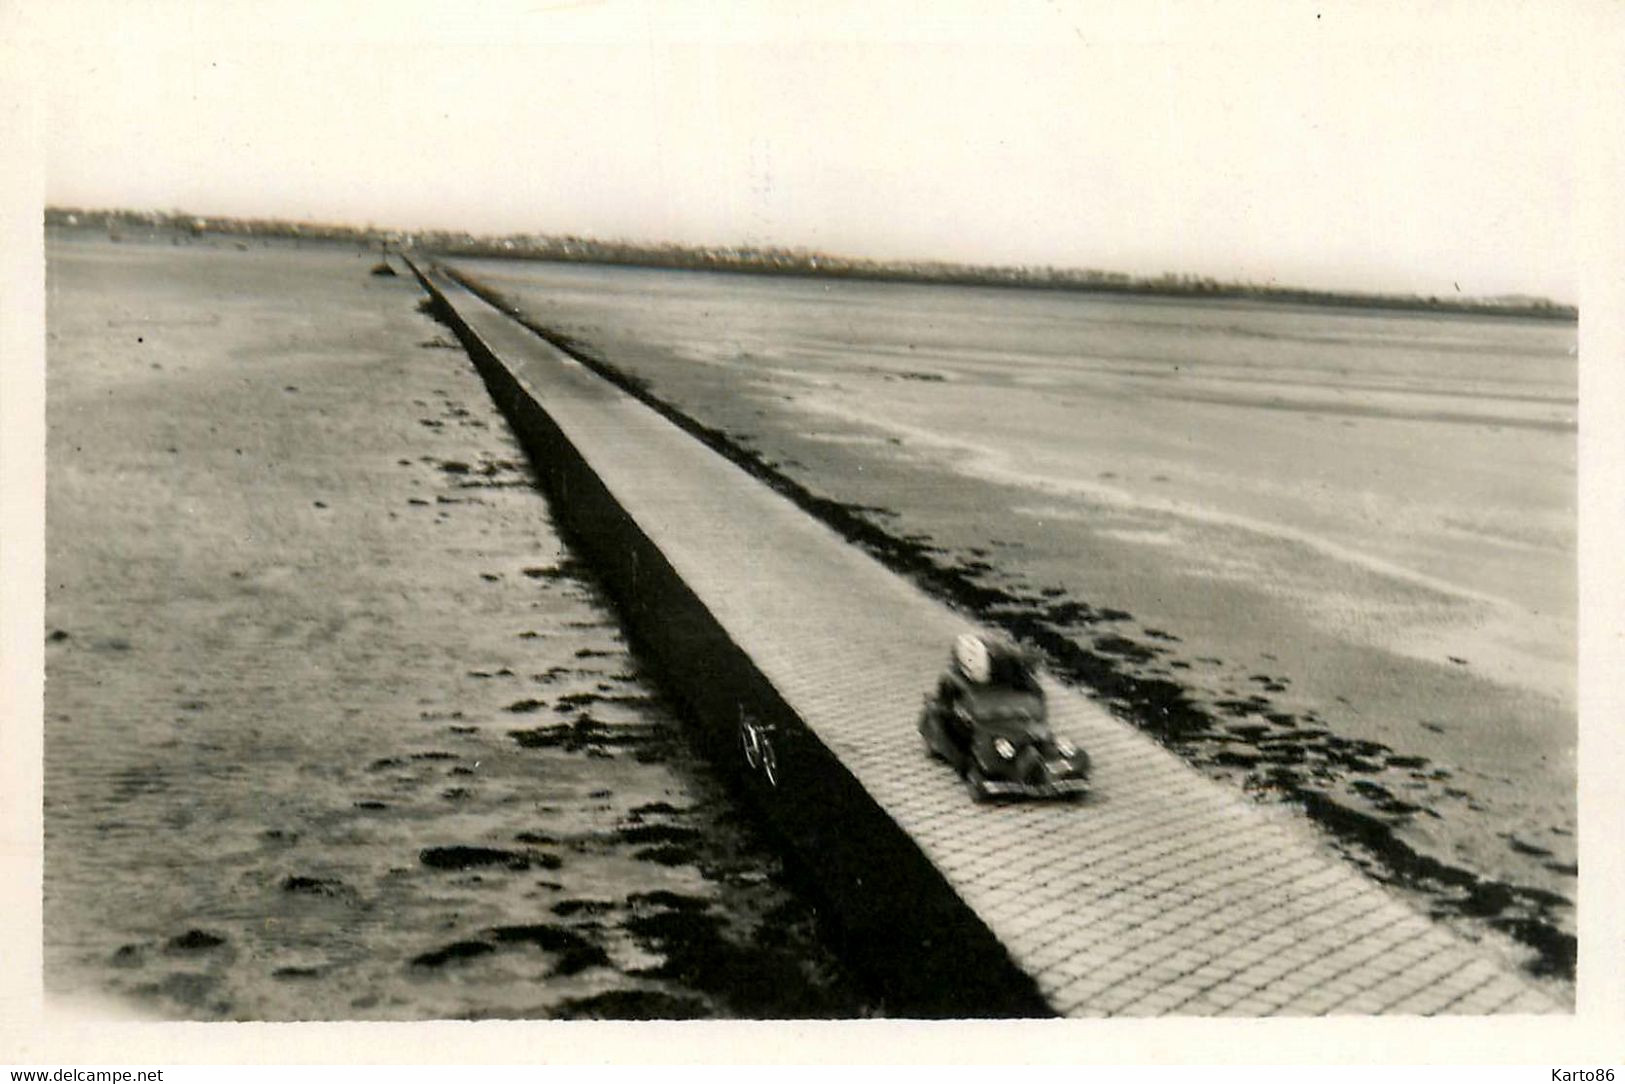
[{"x1": 45, "y1": 206, "x2": 1578, "y2": 322}]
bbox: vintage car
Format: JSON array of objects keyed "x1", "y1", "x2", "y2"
[{"x1": 918, "y1": 633, "x2": 1090, "y2": 802}]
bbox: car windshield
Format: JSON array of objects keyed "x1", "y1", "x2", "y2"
[{"x1": 986, "y1": 650, "x2": 1039, "y2": 693}]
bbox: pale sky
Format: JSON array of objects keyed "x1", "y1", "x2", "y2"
[{"x1": 26, "y1": 0, "x2": 1593, "y2": 301}]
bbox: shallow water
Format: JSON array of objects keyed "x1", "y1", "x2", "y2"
[
  {"x1": 43, "y1": 234, "x2": 870, "y2": 1020},
  {"x1": 452, "y1": 257, "x2": 1577, "y2": 990}
]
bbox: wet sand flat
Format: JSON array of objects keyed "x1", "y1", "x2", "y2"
[
  {"x1": 449, "y1": 257, "x2": 1577, "y2": 990},
  {"x1": 44, "y1": 233, "x2": 867, "y2": 1020}
]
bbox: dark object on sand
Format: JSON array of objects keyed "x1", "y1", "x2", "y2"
[
  {"x1": 370, "y1": 261, "x2": 397, "y2": 277},
  {"x1": 919, "y1": 633, "x2": 1090, "y2": 802}
]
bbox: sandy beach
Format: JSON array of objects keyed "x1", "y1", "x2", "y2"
[
  {"x1": 451, "y1": 256, "x2": 1577, "y2": 991},
  {"x1": 43, "y1": 232, "x2": 868, "y2": 1020}
]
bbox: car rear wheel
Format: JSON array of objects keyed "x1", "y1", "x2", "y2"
[
  {"x1": 966, "y1": 764, "x2": 990, "y2": 803},
  {"x1": 919, "y1": 711, "x2": 943, "y2": 759}
]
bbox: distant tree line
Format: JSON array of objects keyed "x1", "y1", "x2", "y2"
[{"x1": 45, "y1": 205, "x2": 1577, "y2": 321}]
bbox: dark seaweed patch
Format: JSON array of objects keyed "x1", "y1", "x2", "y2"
[
  {"x1": 616, "y1": 823, "x2": 701, "y2": 847},
  {"x1": 110, "y1": 943, "x2": 147, "y2": 968},
  {"x1": 521, "y1": 560, "x2": 585, "y2": 581},
  {"x1": 1092, "y1": 635, "x2": 1161, "y2": 664},
  {"x1": 634, "y1": 845, "x2": 698, "y2": 866},
  {"x1": 165, "y1": 930, "x2": 226, "y2": 953},
  {"x1": 486, "y1": 924, "x2": 611, "y2": 976},
  {"x1": 629, "y1": 801, "x2": 684, "y2": 818},
  {"x1": 419, "y1": 845, "x2": 531, "y2": 871},
  {"x1": 552, "y1": 899, "x2": 616, "y2": 917},
  {"x1": 410, "y1": 940, "x2": 496, "y2": 969},
  {"x1": 282, "y1": 875, "x2": 344, "y2": 896},
  {"x1": 550, "y1": 944, "x2": 613, "y2": 976},
  {"x1": 1507, "y1": 835, "x2": 1553, "y2": 858},
  {"x1": 489, "y1": 923, "x2": 588, "y2": 951},
  {"x1": 621, "y1": 908, "x2": 851, "y2": 1017},
  {"x1": 509, "y1": 714, "x2": 666, "y2": 754},
  {"x1": 627, "y1": 890, "x2": 711, "y2": 913}
]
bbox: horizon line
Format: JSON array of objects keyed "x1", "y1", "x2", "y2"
[{"x1": 43, "y1": 204, "x2": 1578, "y2": 321}]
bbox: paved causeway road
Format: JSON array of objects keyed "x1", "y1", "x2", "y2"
[{"x1": 421, "y1": 265, "x2": 1559, "y2": 1017}]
